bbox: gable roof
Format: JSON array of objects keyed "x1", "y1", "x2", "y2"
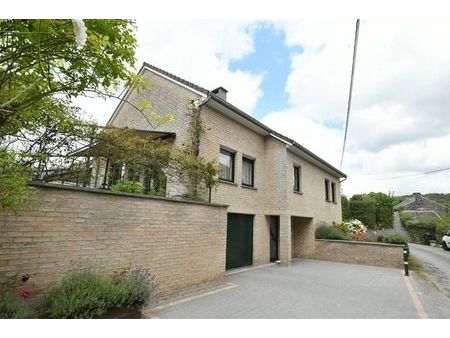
[
  {"x1": 119, "y1": 62, "x2": 347, "y2": 179},
  {"x1": 394, "y1": 193, "x2": 446, "y2": 211}
]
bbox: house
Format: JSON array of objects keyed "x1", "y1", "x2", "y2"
[
  {"x1": 105, "y1": 62, "x2": 347, "y2": 267},
  {"x1": 394, "y1": 192, "x2": 446, "y2": 215}
]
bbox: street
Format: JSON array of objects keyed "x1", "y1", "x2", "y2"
[{"x1": 409, "y1": 243, "x2": 450, "y2": 297}]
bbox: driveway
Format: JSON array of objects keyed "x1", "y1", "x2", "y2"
[
  {"x1": 409, "y1": 243, "x2": 450, "y2": 297},
  {"x1": 145, "y1": 259, "x2": 430, "y2": 319}
]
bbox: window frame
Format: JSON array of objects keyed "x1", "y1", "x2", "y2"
[
  {"x1": 331, "y1": 182, "x2": 336, "y2": 203},
  {"x1": 219, "y1": 147, "x2": 235, "y2": 182},
  {"x1": 325, "y1": 178, "x2": 331, "y2": 202},
  {"x1": 241, "y1": 156, "x2": 255, "y2": 187},
  {"x1": 293, "y1": 165, "x2": 301, "y2": 193}
]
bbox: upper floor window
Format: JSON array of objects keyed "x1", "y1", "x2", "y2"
[
  {"x1": 219, "y1": 148, "x2": 235, "y2": 182},
  {"x1": 325, "y1": 179, "x2": 331, "y2": 202},
  {"x1": 293, "y1": 165, "x2": 301, "y2": 192},
  {"x1": 242, "y1": 157, "x2": 254, "y2": 187},
  {"x1": 331, "y1": 182, "x2": 336, "y2": 203}
]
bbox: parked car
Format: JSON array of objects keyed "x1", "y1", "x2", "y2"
[{"x1": 442, "y1": 230, "x2": 450, "y2": 251}]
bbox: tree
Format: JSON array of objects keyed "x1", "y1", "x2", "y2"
[
  {"x1": 341, "y1": 195, "x2": 351, "y2": 221},
  {"x1": 0, "y1": 19, "x2": 139, "y2": 137},
  {"x1": 1, "y1": 19, "x2": 139, "y2": 212}
]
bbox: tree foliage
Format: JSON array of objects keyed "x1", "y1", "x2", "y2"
[
  {"x1": 0, "y1": 149, "x2": 34, "y2": 212},
  {"x1": 0, "y1": 19, "x2": 138, "y2": 135},
  {"x1": 0, "y1": 19, "x2": 140, "y2": 211},
  {"x1": 347, "y1": 192, "x2": 395, "y2": 229}
]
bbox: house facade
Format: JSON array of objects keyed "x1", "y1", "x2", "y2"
[{"x1": 107, "y1": 63, "x2": 346, "y2": 267}]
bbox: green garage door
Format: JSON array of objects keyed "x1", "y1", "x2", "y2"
[{"x1": 226, "y1": 213, "x2": 253, "y2": 270}]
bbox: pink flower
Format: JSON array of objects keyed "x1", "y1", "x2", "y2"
[{"x1": 20, "y1": 290, "x2": 31, "y2": 299}]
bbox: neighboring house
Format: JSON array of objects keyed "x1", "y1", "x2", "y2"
[
  {"x1": 105, "y1": 62, "x2": 347, "y2": 267},
  {"x1": 394, "y1": 192, "x2": 447, "y2": 215}
]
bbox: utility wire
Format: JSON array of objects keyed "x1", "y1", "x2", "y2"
[
  {"x1": 373, "y1": 166, "x2": 450, "y2": 180},
  {"x1": 339, "y1": 19, "x2": 360, "y2": 170}
]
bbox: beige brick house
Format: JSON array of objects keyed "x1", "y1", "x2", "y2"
[{"x1": 107, "y1": 63, "x2": 346, "y2": 267}]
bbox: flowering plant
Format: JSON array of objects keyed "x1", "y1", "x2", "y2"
[{"x1": 337, "y1": 219, "x2": 367, "y2": 241}]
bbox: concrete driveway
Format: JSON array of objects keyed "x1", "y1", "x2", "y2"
[{"x1": 145, "y1": 259, "x2": 429, "y2": 319}]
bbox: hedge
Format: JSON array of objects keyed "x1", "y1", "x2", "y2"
[{"x1": 349, "y1": 201, "x2": 376, "y2": 228}]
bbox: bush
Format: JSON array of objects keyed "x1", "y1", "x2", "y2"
[
  {"x1": 0, "y1": 290, "x2": 29, "y2": 319},
  {"x1": 46, "y1": 271, "x2": 151, "y2": 319},
  {"x1": 384, "y1": 233, "x2": 408, "y2": 245},
  {"x1": 315, "y1": 225, "x2": 348, "y2": 240},
  {"x1": 436, "y1": 213, "x2": 450, "y2": 240},
  {"x1": 349, "y1": 201, "x2": 376, "y2": 228},
  {"x1": 111, "y1": 180, "x2": 144, "y2": 194},
  {"x1": 400, "y1": 211, "x2": 438, "y2": 243},
  {"x1": 341, "y1": 195, "x2": 351, "y2": 221}
]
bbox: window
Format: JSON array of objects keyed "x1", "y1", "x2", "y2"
[
  {"x1": 331, "y1": 182, "x2": 336, "y2": 203},
  {"x1": 242, "y1": 157, "x2": 254, "y2": 187},
  {"x1": 293, "y1": 165, "x2": 301, "y2": 192},
  {"x1": 325, "y1": 179, "x2": 330, "y2": 201},
  {"x1": 219, "y1": 148, "x2": 235, "y2": 182}
]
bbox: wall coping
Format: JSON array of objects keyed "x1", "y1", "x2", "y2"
[
  {"x1": 29, "y1": 182, "x2": 229, "y2": 209},
  {"x1": 315, "y1": 238, "x2": 405, "y2": 248}
]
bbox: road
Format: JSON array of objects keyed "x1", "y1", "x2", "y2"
[{"x1": 409, "y1": 243, "x2": 450, "y2": 297}]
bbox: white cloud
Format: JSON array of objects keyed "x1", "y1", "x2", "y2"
[
  {"x1": 76, "y1": 20, "x2": 263, "y2": 125},
  {"x1": 263, "y1": 20, "x2": 450, "y2": 195}
]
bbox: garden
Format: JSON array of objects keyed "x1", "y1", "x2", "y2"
[
  {"x1": 0, "y1": 268, "x2": 154, "y2": 319},
  {"x1": 316, "y1": 219, "x2": 408, "y2": 246}
]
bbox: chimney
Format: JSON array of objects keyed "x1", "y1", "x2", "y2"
[{"x1": 212, "y1": 87, "x2": 228, "y2": 101}]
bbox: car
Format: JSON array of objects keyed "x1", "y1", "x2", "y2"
[{"x1": 442, "y1": 230, "x2": 450, "y2": 251}]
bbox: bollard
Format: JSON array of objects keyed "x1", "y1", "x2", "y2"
[{"x1": 403, "y1": 247, "x2": 409, "y2": 276}]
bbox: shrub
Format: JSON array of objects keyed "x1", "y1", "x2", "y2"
[
  {"x1": 46, "y1": 271, "x2": 151, "y2": 319},
  {"x1": 111, "y1": 180, "x2": 144, "y2": 194},
  {"x1": 384, "y1": 233, "x2": 408, "y2": 245},
  {"x1": 349, "y1": 201, "x2": 376, "y2": 228},
  {"x1": 400, "y1": 211, "x2": 438, "y2": 243},
  {"x1": 315, "y1": 225, "x2": 348, "y2": 240},
  {"x1": 341, "y1": 195, "x2": 351, "y2": 221},
  {"x1": 436, "y1": 212, "x2": 450, "y2": 240},
  {"x1": 0, "y1": 290, "x2": 29, "y2": 319}
]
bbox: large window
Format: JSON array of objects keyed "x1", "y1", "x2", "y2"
[
  {"x1": 293, "y1": 165, "x2": 301, "y2": 192},
  {"x1": 219, "y1": 148, "x2": 235, "y2": 182},
  {"x1": 331, "y1": 182, "x2": 336, "y2": 203},
  {"x1": 242, "y1": 157, "x2": 254, "y2": 187},
  {"x1": 325, "y1": 179, "x2": 331, "y2": 202}
]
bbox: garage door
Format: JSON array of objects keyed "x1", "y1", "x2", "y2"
[{"x1": 226, "y1": 213, "x2": 253, "y2": 270}]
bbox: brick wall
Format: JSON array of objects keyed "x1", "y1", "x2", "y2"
[
  {"x1": 0, "y1": 184, "x2": 228, "y2": 305},
  {"x1": 308, "y1": 239, "x2": 404, "y2": 268}
]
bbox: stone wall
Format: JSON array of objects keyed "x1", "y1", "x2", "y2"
[
  {"x1": 309, "y1": 239, "x2": 404, "y2": 268},
  {"x1": 0, "y1": 184, "x2": 228, "y2": 305}
]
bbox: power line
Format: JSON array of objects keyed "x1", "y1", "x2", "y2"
[
  {"x1": 339, "y1": 19, "x2": 360, "y2": 170},
  {"x1": 373, "y1": 166, "x2": 450, "y2": 180}
]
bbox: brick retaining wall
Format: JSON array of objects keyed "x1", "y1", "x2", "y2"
[
  {"x1": 0, "y1": 183, "x2": 228, "y2": 305},
  {"x1": 308, "y1": 239, "x2": 404, "y2": 268}
]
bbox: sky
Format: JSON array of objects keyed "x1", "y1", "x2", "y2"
[{"x1": 78, "y1": 19, "x2": 450, "y2": 197}]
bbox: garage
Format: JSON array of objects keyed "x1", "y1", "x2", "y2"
[{"x1": 226, "y1": 213, "x2": 254, "y2": 270}]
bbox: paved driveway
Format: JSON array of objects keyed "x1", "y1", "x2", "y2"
[{"x1": 146, "y1": 259, "x2": 426, "y2": 319}]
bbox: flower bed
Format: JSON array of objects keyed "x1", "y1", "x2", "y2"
[{"x1": 316, "y1": 219, "x2": 408, "y2": 246}]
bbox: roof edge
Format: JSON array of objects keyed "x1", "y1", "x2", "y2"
[{"x1": 205, "y1": 94, "x2": 347, "y2": 178}]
